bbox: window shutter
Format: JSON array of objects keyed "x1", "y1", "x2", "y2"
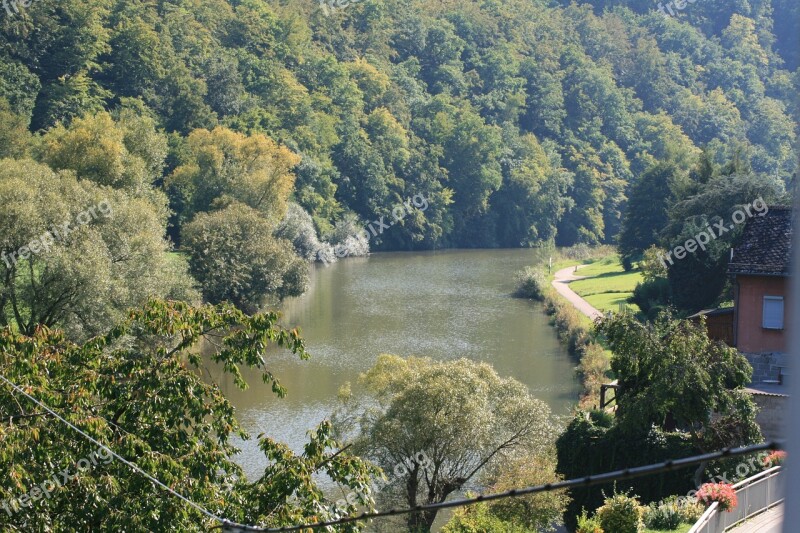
[{"x1": 762, "y1": 297, "x2": 784, "y2": 330}]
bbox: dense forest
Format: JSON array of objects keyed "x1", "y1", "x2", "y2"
[{"x1": 1, "y1": 0, "x2": 798, "y2": 325}]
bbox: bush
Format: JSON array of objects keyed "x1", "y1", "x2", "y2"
[
  {"x1": 442, "y1": 501, "x2": 532, "y2": 533},
  {"x1": 274, "y1": 202, "x2": 324, "y2": 260},
  {"x1": 329, "y1": 213, "x2": 369, "y2": 257},
  {"x1": 588, "y1": 409, "x2": 614, "y2": 428},
  {"x1": 514, "y1": 267, "x2": 547, "y2": 299},
  {"x1": 675, "y1": 496, "x2": 705, "y2": 523},
  {"x1": 576, "y1": 510, "x2": 604, "y2": 533},
  {"x1": 630, "y1": 278, "x2": 671, "y2": 317},
  {"x1": 644, "y1": 499, "x2": 681, "y2": 530},
  {"x1": 577, "y1": 342, "x2": 610, "y2": 406},
  {"x1": 696, "y1": 483, "x2": 737, "y2": 512},
  {"x1": 563, "y1": 243, "x2": 593, "y2": 260},
  {"x1": 596, "y1": 492, "x2": 644, "y2": 533}
]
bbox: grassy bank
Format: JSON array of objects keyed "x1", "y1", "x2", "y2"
[
  {"x1": 515, "y1": 248, "x2": 644, "y2": 408},
  {"x1": 515, "y1": 246, "x2": 612, "y2": 408}
]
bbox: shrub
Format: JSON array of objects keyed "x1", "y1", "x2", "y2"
[
  {"x1": 576, "y1": 510, "x2": 604, "y2": 533},
  {"x1": 763, "y1": 450, "x2": 787, "y2": 467},
  {"x1": 442, "y1": 501, "x2": 531, "y2": 533},
  {"x1": 596, "y1": 492, "x2": 644, "y2": 533},
  {"x1": 329, "y1": 213, "x2": 369, "y2": 257},
  {"x1": 675, "y1": 496, "x2": 705, "y2": 523},
  {"x1": 563, "y1": 243, "x2": 593, "y2": 260},
  {"x1": 696, "y1": 483, "x2": 737, "y2": 512},
  {"x1": 588, "y1": 409, "x2": 614, "y2": 428},
  {"x1": 644, "y1": 499, "x2": 681, "y2": 530},
  {"x1": 630, "y1": 278, "x2": 671, "y2": 317},
  {"x1": 274, "y1": 202, "x2": 324, "y2": 260},
  {"x1": 577, "y1": 342, "x2": 610, "y2": 405},
  {"x1": 514, "y1": 267, "x2": 547, "y2": 299}
]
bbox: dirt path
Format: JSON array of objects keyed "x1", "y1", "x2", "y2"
[{"x1": 551, "y1": 265, "x2": 602, "y2": 320}]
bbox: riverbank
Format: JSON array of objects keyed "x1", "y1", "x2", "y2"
[{"x1": 515, "y1": 247, "x2": 642, "y2": 408}]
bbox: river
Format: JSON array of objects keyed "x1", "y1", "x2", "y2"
[{"x1": 210, "y1": 248, "x2": 581, "y2": 480}]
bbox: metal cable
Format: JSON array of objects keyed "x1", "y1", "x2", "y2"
[
  {"x1": 219, "y1": 440, "x2": 784, "y2": 532},
  {"x1": 0, "y1": 373, "x2": 784, "y2": 533},
  {"x1": 0, "y1": 374, "x2": 226, "y2": 525}
]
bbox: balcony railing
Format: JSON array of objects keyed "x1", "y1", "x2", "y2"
[{"x1": 687, "y1": 466, "x2": 784, "y2": 533}]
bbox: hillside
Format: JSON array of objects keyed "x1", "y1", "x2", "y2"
[{"x1": 0, "y1": 0, "x2": 796, "y2": 253}]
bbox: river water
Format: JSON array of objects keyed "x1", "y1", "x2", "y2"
[{"x1": 210, "y1": 248, "x2": 580, "y2": 479}]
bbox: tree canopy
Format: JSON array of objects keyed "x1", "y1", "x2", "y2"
[
  {"x1": 0, "y1": 300, "x2": 379, "y2": 531},
  {"x1": 335, "y1": 355, "x2": 558, "y2": 532}
]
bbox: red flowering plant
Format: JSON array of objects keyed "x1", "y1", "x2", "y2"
[
  {"x1": 763, "y1": 450, "x2": 787, "y2": 467},
  {"x1": 696, "y1": 483, "x2": 737, "y2": 512}
]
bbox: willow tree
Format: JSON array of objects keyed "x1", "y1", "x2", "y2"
[
  {"x1": 335, "y1": 355, "x2": 558, "y2": 532},
  {"x1": 0, "y1": 158, "x2": 197, "y2": 341}
]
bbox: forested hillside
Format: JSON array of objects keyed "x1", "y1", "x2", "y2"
[{"x1": 1, "y1": 0, "x2": 797, "y2": 316}]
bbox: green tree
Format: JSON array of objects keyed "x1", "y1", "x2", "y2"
[
  {"x1": 0, "y1": 98, "x2": 30, "y2": 159},
  {"x1": 167, "y1": 127, "x2": 300, "y2": 229},
  {"x1": 595, "y1": 312, "x2": 760, "y2": 446},
  {"x1": 182, "y1": 202, "x2": 308, "y2": 313},
  {"x1": 0, "y1": 299, "x2": 378, "y2": 531},
  {"x1": 335, "y1": 355, "x2": 556, "y2": 532},
  {"x1": 443, "y1": 452, "x2": 568, "y2": 532},
  {"x1": 37, "y1": 110, "x2": 169, "y2": 209},
  {"x1": 0, "y1": 158, "x2": 197, "y2": 341},
  {"x1": 618, "y1": 162, "x2": 684, "y2": 265}
]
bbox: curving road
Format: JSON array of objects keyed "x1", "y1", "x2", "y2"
[{"x1": 551, "y1": 265, "x2": 602, "y2": 321}]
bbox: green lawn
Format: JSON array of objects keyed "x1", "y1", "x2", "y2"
[{"x1": 568, "y1": 255, "x2": 643, "y2": 314}]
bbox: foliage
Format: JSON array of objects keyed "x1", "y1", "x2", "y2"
[
  {"x1": 674, "y1": 496, "x2": 705, "y2": 523},
  {"x1": 595, "y1": 491, "x2": 644, "y2": 533},
  {"x1": 328, "y1": 213, "x2": 370, "y2": 257},
  {"x1": 513, "y1": 267, "x2": 547, "y2": 299},
  {"x1": 0, "y1": 158, "x2": 198, "y2": 340},
  {"x1": 595, "y1": 312, "x2": 761, "y2": 448},
  {"x1": 0, "y1": 0, "x2": 794, "y2": 253},
  {"x1": 641, "y1": 246, "x2": 669, "y2": 284},
  {"x1": 630, "y1": 278, "x2": 671, "y2": 320},
  {"x1": 558, "y1": 311, "x2": 760, "y2": 529},
  {"x1": 557, "y1": 417, "x2": 697, "y2": 531},
  {"x1": 576, "y1": 510, "x2": 604, "y2": 533},
  {"x1": 478, "y1": 452, "x2": 568, "y2": 532},
  {"x1": 442, "y1": 501, "x2": 533, "y2": 533},
  {"x1": 696, "y1": 483, "x2": 737, "y2": 512},
  {"x1": 0, "y1": 299, "x2": 378, "y2": 531},
  {"x1": 167, "y1": 126, "x2": 300, "y2": 230},
  {"x1": 182, "y1": 203, "x2": 308, "y2": 312},
  {"x1": 335, "y1": 355, "x2": 557, "y2": 532},
  {"x1": 618, "y1": 163, "x2": 684, "y2": 263},
  {"x1": 274, "y1": 202, "x2": 328, "y2": 260},
  {"x1": 577, "y1": 342, "x2": 611, "y2": 406},
  {"x1": 644, "y1": 499, "x2": 682, "y2": 530},
  {"x1": 661, "y1": 170, "x2": 786, "y2": 312}
]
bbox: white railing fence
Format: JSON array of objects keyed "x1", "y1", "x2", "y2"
[{"x1": 687, "y1": 466, "x2": 784, "y2": 533}]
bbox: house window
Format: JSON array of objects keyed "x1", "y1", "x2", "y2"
[{"x1": 762, "y1": 296, "x2": 784, "y2": 330}]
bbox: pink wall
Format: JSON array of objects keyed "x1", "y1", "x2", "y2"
[{"x1": 735, "y1": 275, "x2": 789, "y2": 353}]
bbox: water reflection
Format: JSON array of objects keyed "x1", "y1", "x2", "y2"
[{"x1": 205, "y1": 249, "x2": 580, "y2": 480}]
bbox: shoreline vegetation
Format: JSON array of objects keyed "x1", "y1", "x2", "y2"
[{"x1": 515, "y1": 245, "x2": 639, "y2": 409}]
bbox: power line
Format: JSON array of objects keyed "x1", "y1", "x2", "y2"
[
  {"x1": 218, "y1": 440, "x2": 784, "y2": 532},
  {"x1": 0, "y1": 374, "x2": 226, "y2": 525},
  {"x1": 0, "y1": 373, "x2": 785, "y2": 533}
]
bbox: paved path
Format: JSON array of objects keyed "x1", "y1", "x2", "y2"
[
  {"x1": 551, "y1": 265, "x2": 602, "y2": 320},
  {"x1": 729, "y1": 503, "x2": 783, "y2": 533}
]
